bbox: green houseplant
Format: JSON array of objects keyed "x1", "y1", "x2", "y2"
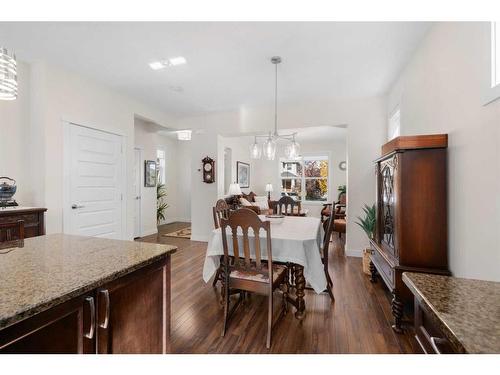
[
  {"x1": 157, "y1": 183, "x2": 169, "y2": 225},
  {"x1": 355, "y1": 204, "x2": 376, "y2": 274}
]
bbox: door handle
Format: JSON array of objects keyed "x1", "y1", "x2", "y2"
[
  {"x1": 135, "y1": 196, "x2": 141, "y2": 200},
  {"x1": 84, "y1": 296, "x2": 95, "y2": 339},
  {"x1": 430, "y1": 336, "x2": 447, "y2": 354},
  {"x1": 99, "y1": 289, "x2": 110, "y2": 329},
  {"x1": 71, "y1": 203, "x2": 85, "y2": 209}
]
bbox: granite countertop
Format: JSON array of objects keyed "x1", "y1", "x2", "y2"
[
  {"x1": 403, "y1": 272, "x2": 500, "y2": 354},
  {"x1": 0, "y1": 234, "x2": 177, "y2": 330}
]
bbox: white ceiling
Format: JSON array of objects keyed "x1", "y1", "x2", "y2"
[{"x1": 0, "y1": 22, "x2": 431, "y2": 117}]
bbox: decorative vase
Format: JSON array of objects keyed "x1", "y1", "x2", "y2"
[{"x1": 362, "y1": 248, "x2": 372, "y2": 275}]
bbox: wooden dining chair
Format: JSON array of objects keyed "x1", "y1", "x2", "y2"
[
  {"x1": 220, "y1": 208, "x2": 289, "y2": 349},
  {"x1": 321, "y1": 212, "x2": 335, "y2": 301},
  {"x1": 276, "y1": 196, "x2": 301, "y2": 216},
  {"x1": 0, "y1": 220, "x2": 25, "y2": 242},
  {"x1": 212, "y1": 199, "x2": 231, "y2": 287}
]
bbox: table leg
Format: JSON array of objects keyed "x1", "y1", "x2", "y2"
[{"x1": 294, "y1": 265, "x2": 306, "y2": 320}]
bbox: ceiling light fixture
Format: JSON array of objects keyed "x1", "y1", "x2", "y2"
[
  {"x1": 249, "y1": 56, "x2": 300, "y2": 160},
  {"x1": 0, "y1": 47, "x2": 18, "y2": 101},
  {"x1": 177, "y1": 130, "x2": 192, "y2": 141},
  {"x1": 149, "y1": 56, "x2": 187, "y2": 70}
]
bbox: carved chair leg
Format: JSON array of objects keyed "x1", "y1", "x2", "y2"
[
  {"x1": 266, "y1": 292, "x2": 273, "y2": 349},
  {"x1": 369, "y1": 261, "x2": 377, "y2": 283},
  {"x1": 282, "y1": 272, "x2": 289, "y2": 314},
  {"x1": 221, "y1": 277, "x2": 230, "y2": 337},
  {"x1": 219, "y1": 267, "x2": 226, "y2": 305},
  {"x1": 391, "y1": 290, "x2": 404, "y2": 334},
  {"x1": 212, "y1": 268, "x2": 221, "y2": 287}
]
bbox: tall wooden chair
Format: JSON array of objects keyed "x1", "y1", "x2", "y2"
[
  {"x1": 0, "y1": 220, "x2": 25, "y2": 242},
  {"x1": 212, "y1": 199, "x2": 230, "y2": 229},
  {"x1": 276, "y1": 196, "x2": 301, "y2": 216},
  {"x1": 321, "y1": 212, "x2": 335, "y2": 301},
  {"x1": 212, "y1": 199, "x2": 231, "y2": 287},
  {"x1": 220, "y1": 208, "x2": 288, "y2": 349}
]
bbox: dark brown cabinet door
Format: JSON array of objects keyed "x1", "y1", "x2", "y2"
[
  {"x1": 96, "y1": 260, "x2": 168, "y2": 354},
  {"x1": 0, "y1": 294, "x2": 95, "y2": 354}
]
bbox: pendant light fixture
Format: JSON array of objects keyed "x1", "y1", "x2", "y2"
[
  {"x1": 0, "y1": 48, "x2": 18, "y2": 101},
  {"x1": 250, "y1": 56, "x2": 300, "y2": 160}
]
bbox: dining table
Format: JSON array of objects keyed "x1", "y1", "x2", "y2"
[{"x1": 202, "y1": 214, "x2": 327, "y2": 319}]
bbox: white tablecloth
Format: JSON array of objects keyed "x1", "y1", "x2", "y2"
[{"x1": 202, "y1": 215, "x2": 327, "y2": 294}]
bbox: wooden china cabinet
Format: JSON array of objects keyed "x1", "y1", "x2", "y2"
[{"x1": 370, "y1": 134, "x2": 450, "y2": 333}]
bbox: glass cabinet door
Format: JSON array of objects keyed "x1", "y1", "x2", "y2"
[{"x1": 379, "y1": 155, "x2": 397, "y2": 256}]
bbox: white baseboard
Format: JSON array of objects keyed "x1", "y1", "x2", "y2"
[
  {"x1": 190, "y1": 234, "x2": 209, "y2": 242},
  {"x1": 141, "y1": 227, "x2": 158, "y2": 237},
  {"x1": 345, "y1": 248, "x2": 363, "y2": 257}
]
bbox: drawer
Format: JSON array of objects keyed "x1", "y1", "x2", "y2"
[
  {"x1": 0, "y1": 213, "x2": 39, "y2": 225},
  {"x1": 371, "y1": 248, "x2": 395, "y2": 289},
  {"x1": 414, "y1": 301, "x2": 455, "y2": 354}
]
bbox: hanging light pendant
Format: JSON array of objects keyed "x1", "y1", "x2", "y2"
[
  {"x1": 249, "y1": 136, "x2": 262, "y2": 159},
  {"x1": 263, "y1": 133, "x2": 277, "y2": 160},
  {"x1": 287, "y1": 135, "x2": 301, "y2": 159},
  {"x1": 248, "y1": 56, "x2": 299, "y2": 160},
  {"x1": 0, "y1": 48, "x2": 18, "y2": 101}
]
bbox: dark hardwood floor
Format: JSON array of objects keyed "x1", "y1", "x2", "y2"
[{"x1": 138, "y1": 222, "x2": 419, "y2": 354}]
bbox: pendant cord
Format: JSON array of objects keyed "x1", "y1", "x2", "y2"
[{"x1": 274, "y1": 61, "x2": 278, "y2": 136}]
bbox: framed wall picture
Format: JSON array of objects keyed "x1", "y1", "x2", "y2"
[
  {"x1": 144, "y1": 160, "x2": 157, "y2": 187},
  {"x1": 237, "y1": 161, "x2": 250, "y2": 188}
]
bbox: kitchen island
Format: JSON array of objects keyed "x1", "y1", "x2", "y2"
[
  {"x1": 403, "y1": 272, "x2": 500, "y2": 354},
  {"x1": 0, "y1": 233, "x2": 177, "y2": 354}
]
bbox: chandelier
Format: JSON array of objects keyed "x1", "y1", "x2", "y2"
[
  {"x1": 0, "y1": 48, "x2": 17, "y2": 101},
  {"x1": 249, "y1": 56, "x2": 300, "y2": 161}
]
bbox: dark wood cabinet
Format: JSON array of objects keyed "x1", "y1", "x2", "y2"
[
  {"x1": 96, "y1": 261, "x2": 168, "y2": 354},
  {"x1": 370, "y1": 134, "x2": 450, "y2": 333},
  {"x1": 0, "y1": 207, "x2": 46, "y2": 238},
  {"x1": 0, "y1": 293, "x2": 95, "y2": 353},
  {"x1": 0, "y1": 256, "x2": 171, "y2": 354}
]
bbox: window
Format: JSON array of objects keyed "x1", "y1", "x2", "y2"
[
  {"x1": 388, "y1": 107, "x2": 400, "y2": 141},
  {"x1": 485, "y1": 22, "x2": 500, "y2": 104},
  {"x1": 492, "y1": 22, "x2": 500, "y2": 88},
  {"x1": 280, "y1": 155, "x2": 329, "y2": 202},
  {"x1": 156, "y1": 149, "x2": 165, "y2": 185}
]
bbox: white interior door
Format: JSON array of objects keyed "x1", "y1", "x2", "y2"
[
  {"x1": 133, "y1": 148, "x2": 142, "y2": 238},
  {"x1": 66, "y1": 124, "x2": 124, "y2": 239}
]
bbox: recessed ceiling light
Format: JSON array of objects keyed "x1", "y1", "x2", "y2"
[
  {"x1": 168, "y1": 56, "x2": 186, "y2": 66},
  {"x1": 149, "y1": 56, "x2": 187, "y2": 70},
  {"x1": 149, "y1": 61, "x2": 165, "y2": 70},
  {"x1": 177, "y1": 130, "x2": 192, "y2": 141}
]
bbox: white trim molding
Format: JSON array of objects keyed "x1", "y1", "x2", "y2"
[{"x1": 345, "y1": 248, "x2": 363, "y2": 258}]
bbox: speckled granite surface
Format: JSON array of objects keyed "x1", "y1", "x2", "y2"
[
  {"x1": 0, "y1": 234, "x2": 176, "y2": 330},
  {"x1": 403, "y1": 272, "x2": 500, "y2": 354}
]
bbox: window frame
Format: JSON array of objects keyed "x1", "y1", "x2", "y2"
[
  {"x1": 388, "y1": 107, "x2": 401, "y2": 141},
  {"x1": 156, "y1": 148, "x2": 166, "y2": 186},
  {"x1": 279, "y1": 152, "x2": 331, "y2": 205},
  {"x1": 484, "y1": 22, "x2": 500, "y2": 105}
]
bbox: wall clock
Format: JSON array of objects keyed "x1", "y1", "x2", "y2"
[
  {"x1": 339, "y1": 161, "x2": 347, "y2": 171},
  {"x1": 202, "y1": 157, "x2": 215, "y2": 183}
]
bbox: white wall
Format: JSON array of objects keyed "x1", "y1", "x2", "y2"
[
  {"x1": 218, "y1": 135, "x2": 255, "y2": 197},
  {"x1": 134, "y1": 118, "x2": 182, "y2": 236},
  {"x1": 177, "y1": 97, "x2": 386, "y2": 252},
  {"x1": 176, "y1": 140, "x2": 192, "y2": 222},
  {"x1": 1, "y1": 60, "x2": 178, "y2": 239},
  {"x1": 387, "y1": 22, "x2": 500, "y2": 281},
  {"x1": 0, "y1": 62, "x2": 33, "y2": 204}
]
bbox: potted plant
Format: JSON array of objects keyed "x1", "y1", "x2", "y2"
[
  {"x1": 157, "y1": 183, "x2": 169, "y2": 225},
  {"x1": 355, "y1": 204, "x2": 376, "y2": 275}
]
